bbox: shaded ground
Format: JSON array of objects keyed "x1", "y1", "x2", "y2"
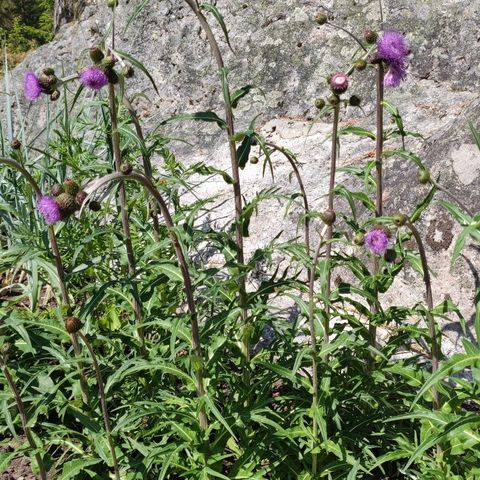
[{"x1": 0, "y1": 444, "x2": 37, "y2": 480}]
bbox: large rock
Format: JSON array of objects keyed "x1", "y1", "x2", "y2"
[{"x1": 7, "y1": 0, "x2": 480, "y2": 354}]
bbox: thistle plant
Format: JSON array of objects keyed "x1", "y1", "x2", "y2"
[{"x1": 0, "y1": 1, "x2": 479, "y2": 478}]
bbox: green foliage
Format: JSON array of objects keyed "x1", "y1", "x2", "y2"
[{"x1": 0, "y1": 3, "x2": 478, "y2": 480}]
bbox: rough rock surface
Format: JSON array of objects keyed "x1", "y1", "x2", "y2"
[{"x1": 7, "y1": 0, "x2": 480, "y2": 355}]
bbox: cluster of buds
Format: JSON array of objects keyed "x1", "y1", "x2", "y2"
[
  {"x1": 51, "y1": 179, "x2": 88, "y2": 218},
  {"x1": 78, "y1": 46, "x2": 134, "y2": 92},
  {"x1": 24, "y1": 67, "x2": 60, "y2": 102}
]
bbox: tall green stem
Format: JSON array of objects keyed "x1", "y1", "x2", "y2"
[
  {"x1": 107, "y1": 85, "x2": 145, "y2": 352},
  {"x1": 0, "y1": 359, "x2": 47, "y2": 480},
  {"x1": 324, "y1": 104, "x2": 340, "y2": 346},
  {"x1": 406, "y1": 222, "x2": 440, "y2": 409},
  {"x1": 183, "y1": 0, "x2": 250, "y2": 397},
  {"x1": 370, "y1": 64, "x2": 384, "y2": 348},
  {"x1": 78, "y1": 333, "x2": 120, "y2": 480}
]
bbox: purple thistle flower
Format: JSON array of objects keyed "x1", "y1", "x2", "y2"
[
  {"x1": 79, "y1": 67, "x2": 108, "y2": 91},
  {"x1": 377, "y1": 31, "x2": 410, "y2": 63},
  {"x1": 365, "y1": 228, "x2": 390, "y2": 256},
  {"x1": 384, "y1": 61, "x2": 408, "y2": 88},
  {"x1": 24, "y1": 71, "x2": 43, "y2": 101},
  {"x1": 37, "y1": 196, "x2": 63, "y2": 225}
]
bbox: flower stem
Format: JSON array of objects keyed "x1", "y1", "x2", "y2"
[
  {"x1": 0, "y1": 359, "x2": 47, "y2": 480},
  {"x1": 85, "y1": 171, "x2": 209, "y2": 431},
  {"x1": 107, "y1": 84, "x2": 145, "y2": 353},
  {"x1": 78, "y1": 332, "x2": 120, "y2": 480},
  {"x1": 406, "y1": 222, "x2": 441, "y2": 409},
  {"x1": 324, "y1": 103, "x2": 341, "y2": 346},
  {"x1": 370, "y1": 64, "x2": 385, "y2": 348},
  {"x1": 183, "y1": 0, "x2": 250, "y2": 399},
  {"x1": 0, "y1": 157, "x2": 89, "y2": 404},
  {"x1": 122, "y1": 95, "x2": 161, "y2": 240}
]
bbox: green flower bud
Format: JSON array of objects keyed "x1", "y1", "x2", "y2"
[
  {"x1": 355, "y1": 59, "x2": 367, "y2": 71},
  {"x1": 89, "y1": 47, "x2": 105, "y2": 63},
  {"x1": 89, "y1": 200, "x2": 102, "y2": 212},
  {"x1": 418, "y1": 169, "x2": 431, "y2": 184},
  {"x1": 364, "y1": 30, "x2": 378, "y2": 44},
  {"x1": 75, "y1": 191, "x2": 88, "y2": 207},
  {"x1": 315, "y1": 98, "x2": 326, "y2": 109},
  {"x1": 122, "y1": 65, "x2": 135, "y2": 78},
  {"x1": 51, "y1": 183, "x2": 64, "y2": 197},
  {"x1": 328, "y1": 94, "x2": 340, "y2": 106},
  {"x1": 250, "y1": 156, "x2": 259, "y2": 165},
  {"x1": 65, "y1": 316, "x2": 82, "y2": 334},
  {"x1": 393, "y1": 213, "x2": 408, "y2": 227},
  {"x1": 120, "y1": 163, "x2": 133, "y2": 174},
  {"x1": 107, "y1": 0, "x2": 118, "y2": 7},
  {"x1": 321, "y1": 208, "x2": 336, "y2": 226},
  {"x1": 10, "y1": 139, "x2": 21, "y2": 150},
  {"x1": 315, "y1": 12, "x2": 328, "y2": 25},
  {"x1": 354, "y1": 232, "x2": 365, "y2": 246},
  {"x1": 63, "y1": 178, "x2": 80, "y2": 196},
  {"x1": 348, "y1": 95, "x2": 361, "y2": 107},
  {"x1": 55, "y1": 193, "x2": 77, "y2": 215}
]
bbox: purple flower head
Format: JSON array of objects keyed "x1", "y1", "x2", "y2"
[
  {"x1": 79, "y1": 67, "x2": 108, "y2": 91},
  {"x1": 365, "y1": 228, "x2": 390, "y2": 256},
  {"x1": 37, "y1": 196, "x2": 63, "y2": 225},
  {"x1": 24, "y1": 71, "x2": 43, "y2": 101},
  {"x1": 384, "y1": 60, "x2": 408, "y2": 88},
  {"x1": 377, "y1": 31, "x2": 410, "y2": 63},
  {"x1": 330, "y1": 72, "x2": 349, "y2": 94}
]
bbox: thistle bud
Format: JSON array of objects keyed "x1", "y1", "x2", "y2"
[
  {"x1": 89, "y1": 200, "x2": 102, "y2": 212},
  {"x1": 384, "y1": 249, "x2": 397, "y2": 263},
  {"x1": 315, "y1": 12, "x2": 328, "y2": 25},
  {"x1": 101, "y1": 56, "x2": 116, "y2": 70},
  {"x1": 63, "y1": 178, "x2": 80, "y2": 196},
  {"x1": 50, "y1": 90, "x2": 60, "y2": 101},
  {"x1": 107, "y1": 0, "x2": 118, "y2": 7},
  {"x1": 42, "y1": 67, "x2": 55, "y2": 76},
  {"x1": 38, "y1": 72, "x2": 57, "y2": 91},
  {"x1": 330, "y1": 72, "x2": 349, "y2": 94},
  {"x1": 51, "y1": 183, "x2": 64, "y2": 197},
  {"x1": 348, "y1": 95, "x2": 361, "y2": 107},
  {"x1": 354, "y1": 232, "x2": 365, "y2": 246},
  {"x1": 355, "y1": 59, "x2": 367, "y2": 71},
  {"x1": 393, "y1": 212, "x2": 408, "y2": 227},
  {"x1": 89, "y1": 47, "x2": 105, "y2": 63},
  {"x1": 122, "y1": 65, "x2": 135, "y2": 78},
  {"x1": 328, "y1": 94, "x2": 340, "y2": 106},
  {"x1": 10, "y1": 139, "x2": 21, "y2": 150},
  {"x1": 1, "y1": 343, "x2": 12, "y2": 356},
  {"x1": 55, "y1": 193, "x2": 77, "y2": 215},
  {"x1": 250, "y1": 156, "x2": 259, "y2": 165},
  {"x1": 364, "y1": 30, "x2": 378, "y2": 44},
  {"x1": 65, "y1": 316, "x2": 82, "y2": 334},
  {"x1": 314, "y1": 98, "x2": 326, "y2": 109},
  {"x1": 106, "y1": 69, "x2": 119, "y2": 84},
  {"x1": 418, "y1": 169, "x2": 431, "y2": 184},
  {"x1": 120, "y1": 163, "x2": 133, "y2": 174},
  {"x1": 75, "y1": 191, "x2": 88, "y2": 207},
  {"x1": 321, "y1": 208, "x2": 336, "y2": 226}
]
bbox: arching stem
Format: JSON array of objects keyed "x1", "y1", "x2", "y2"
[{"x1": 85, "y1": 171, "x2": 208, "y2": 430}]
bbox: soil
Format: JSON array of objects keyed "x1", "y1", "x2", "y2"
[{"x1": 0, "y1": 444, "x2": 38, "y2": 480}]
